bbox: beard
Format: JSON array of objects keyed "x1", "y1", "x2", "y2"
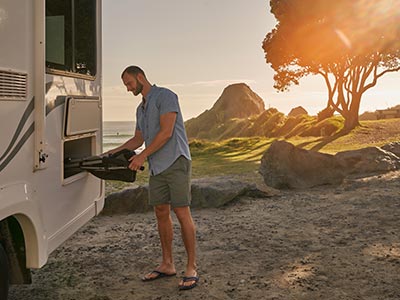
[{"x1": 133, "y1": 81, "x2": 143, "y2": 96}]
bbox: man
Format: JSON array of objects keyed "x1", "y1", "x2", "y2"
[{"x1": 108, "y1": 66, "x2": 198, "y2": 290}]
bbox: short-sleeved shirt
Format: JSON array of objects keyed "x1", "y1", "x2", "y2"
[{"x1": 136, "y1": 85, "x2": 191, "y2": 176}]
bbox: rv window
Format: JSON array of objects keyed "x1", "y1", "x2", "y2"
[{"x1": 46, "y1": 0, "x2": 96, "y2": 77}]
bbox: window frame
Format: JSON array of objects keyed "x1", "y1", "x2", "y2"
[{"x1": 45, "y1": 0, "x2": 97, "y2": 81}]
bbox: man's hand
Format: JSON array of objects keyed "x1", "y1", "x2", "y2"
[{"x1": 129, "y1": 152, "x2": 146, "y2": 171}]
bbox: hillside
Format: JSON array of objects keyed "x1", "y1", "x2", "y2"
[
  {"x1": 185, "y1": 83, "x2": 400, "y2": 141},
  {"x1": 185, "y1": 83, "x2": 345, "y2": 140},
  {"x1": 185, "y1": 83, "x2": 265, "y2": 140}
]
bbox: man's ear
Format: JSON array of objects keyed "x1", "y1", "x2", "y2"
[{"x1": 136, "y1": 73, "x2": 145, "y2": 84}]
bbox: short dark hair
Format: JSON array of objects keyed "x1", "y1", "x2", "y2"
[{"x1": 121, "y1": 65, "x2": 146, "y2": 78}]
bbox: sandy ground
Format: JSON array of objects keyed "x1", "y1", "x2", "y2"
[{"x1": 9, "y1": 171, "x2": 400, "y2": 300}]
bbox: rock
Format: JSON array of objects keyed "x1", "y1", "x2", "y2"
[
  {"x1": 381, "y1": 142, "x2": 400, "y2": 158},
  {"x1": 288, "y1": 106, "x2": 308, "y2": 117},
  {"x1": 190, "y1": 176, "x2": 272, "y2": 208},
  {"x1": 335, "y1": 147, "x2": 400, "y2": 176},
  {"x1": 259, "y1": 140, "x2": 345, "y2": 189},
  {"x1": 102, "y1": 176, "x2": 274, "y2": 215},
  {"x1": 102, "y1": 185, "x2": 151, "y2": 215},
  {"x1": 253, "y1": 176, "x2": 281, "y2": 196},
  {"x1": 259, "y1": 140, "x2": 400, "y2": 189}
]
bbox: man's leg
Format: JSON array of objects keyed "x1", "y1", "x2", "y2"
[
  {"x1": 143, "y1": 204, "x2": 176, "y2": 280},
  {"x1": 173, "y1": 206, "x2": 197, "y2": 288}
]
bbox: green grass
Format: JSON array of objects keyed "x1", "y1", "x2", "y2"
[
  {"x1": 189, "y1": 119, "x2": 400, "y2": 177},
  {"x1": 189, "y1": 137, "x2": 274, "y2": 178},
  {"x1": 295, "y1": 119, "x2": 400, "y2": 154},
  {"x1": 105, "y1": 119, "x2": 400, "y2": 195}
]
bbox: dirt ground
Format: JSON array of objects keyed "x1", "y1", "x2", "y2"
[{"x1": 9, "y1": 171, "x2": 400, "y2": 300}]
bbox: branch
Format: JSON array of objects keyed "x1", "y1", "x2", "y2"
[
  {"x1": 361, "y1": 65, "x2": 400, "y2": 93},
  {"x1": 318, "y1": 70, "x2": 332, "y2": 92},
  {"x1": 354, "y1": 65, "x2": 362, "y2": 93},
  {"x1": 359, "y1": 60, "x2": 378, "y2": 92},
  {"x1": 330, "y1": 95, "x2": 344, "y2": 115},
  {"x1": 376, "y1": 66, "x2": 400, "y2": 79},
  {"x1": 344, "y1": 69, "x2": 352, "y2": 93}
]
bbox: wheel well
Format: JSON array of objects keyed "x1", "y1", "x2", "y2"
[{"x1": 0, "y1": 217, "x2": 32, "y2": 284}]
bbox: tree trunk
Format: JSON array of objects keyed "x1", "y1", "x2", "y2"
[
  {"x1": 344, "y1": 111, "x2": 360, "y2": 130},
  {"x1": 344, "y1": 93, "x2": 361, "y2": 130}
]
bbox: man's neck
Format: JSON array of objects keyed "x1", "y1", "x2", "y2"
[{"x1": 141, "y1": 82, "x2": 152, "y2": 98}]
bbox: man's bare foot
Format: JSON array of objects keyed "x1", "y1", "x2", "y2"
[
  {"x1": 178, "y1": 270, "x2": 199, "y2": 290},
  {"x1": 142, "y1": 264, "x2": 176, "y2": 281}
]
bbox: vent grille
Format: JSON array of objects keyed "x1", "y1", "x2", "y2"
[{"x1": 0, "y1": 69, "x2": 28, "y2": 101}]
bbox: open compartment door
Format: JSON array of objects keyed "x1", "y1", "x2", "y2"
[
  {"x1": 64, "y1": 96, "x2": 101, "y2": 136},
  {"x1": 62, "y1": 96, "x2": 101, "y2": 181}
]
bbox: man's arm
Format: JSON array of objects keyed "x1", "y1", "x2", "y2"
[{"x1": 128, "y1": 112, "x2": 177, "y2": 170}]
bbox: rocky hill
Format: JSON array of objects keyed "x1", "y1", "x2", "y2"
[
  {"x1": 185, "y1": 83, "x2": 344, "y2": 141},
  {"x1": 208, "y1": 83, "x2": 265, "y2": 121},
  {"x1": 185, "y1": 83, "x2": 265, "y2": 140}
]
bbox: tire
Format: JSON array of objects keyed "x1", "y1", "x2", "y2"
[{"x1": 0, "y1": 243, "x2": 9, "y2": 300}]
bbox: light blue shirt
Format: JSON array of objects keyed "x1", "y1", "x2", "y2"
[{"x1": 136, "y1": 85, "x2": 191, "y2": 176}]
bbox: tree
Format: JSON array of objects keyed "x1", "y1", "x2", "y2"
[{"x1": 262, "y1": 0, "x2": 400, "y2": 130}]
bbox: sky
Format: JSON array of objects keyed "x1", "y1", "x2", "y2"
[{"x1": 102, "y1": 0, "x2": 400, "y2": 122}]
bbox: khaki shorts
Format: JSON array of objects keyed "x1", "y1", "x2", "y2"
[{"x1": 149, "y1": 156, "x2": 192, "y2": 207}]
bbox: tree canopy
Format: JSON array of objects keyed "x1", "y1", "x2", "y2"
[{"x1": 262, "y1": 0, "x2": 400, "y2": 129}]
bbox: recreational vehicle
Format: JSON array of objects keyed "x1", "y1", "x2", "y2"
[{"x1": 0, "y1": 0, "x2": 103, "y2": 298}]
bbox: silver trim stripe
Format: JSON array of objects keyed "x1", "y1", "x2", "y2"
[
  {"x1": 0, "y1": 69, "x2": 28, "y2": 101},
  {"x1": 0, "y1": 97, "x2": 66, "y2": 173}
]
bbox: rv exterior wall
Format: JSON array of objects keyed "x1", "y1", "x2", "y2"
[{"x1": 0, "y1": 0, "x2": 104, "y2": 282}]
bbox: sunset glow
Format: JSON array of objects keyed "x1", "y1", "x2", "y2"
[{"x1": 102, "y1": 0, "x2": 400, "y2": 121}]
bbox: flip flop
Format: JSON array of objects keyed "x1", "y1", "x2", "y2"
[
  {"x1": 142, "y1": 270, "x2": 176, "y2": 282},
  {"x1": 178, "y1": 275, "x2": 199, "y2": 290}
]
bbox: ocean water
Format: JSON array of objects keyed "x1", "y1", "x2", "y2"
[{"x1": 103, "y1": 121, "x2": 136, "y2": 152}]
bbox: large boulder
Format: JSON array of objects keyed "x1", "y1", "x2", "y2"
[
  {"x1": 382, "y1": 142, "x2": 400, "y2": 157},
  {"x1": 190, "y1": 176, "x2": 272, "y2": 208},
  {"x1": 102, "y1": 176, "x2": 274, "y2": 215},
  {"x1": 102, "y1": 185, "x2": 151, "y2": 215},
  {"x1": 259, "y1": 140, "x2": 400, "y2": 189},
  {"x1": 335, "y1": 147, "x2": 400, "y2": 176},
  {"x1": 259, "y1": 140, "x2": 345, "y2": 189}
]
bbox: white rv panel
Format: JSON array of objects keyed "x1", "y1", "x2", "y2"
[
  {"x1": 0, "y1": 182, "x2": 47, "y2": 268},
  {"x1": 64, "y1": 97, "x2": 101, "y2": 136}
]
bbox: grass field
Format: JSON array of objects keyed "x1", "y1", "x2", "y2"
[{"x1": 106, "y1": 118, "x2": 400, "y2": 194}]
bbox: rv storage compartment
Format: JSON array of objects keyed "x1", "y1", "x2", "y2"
[
  {"x1": 62, "y1": 96, "x2": 101, "y2": 180},
  {"x1": 63, "y1": 136, "x2": 93, "y2": 179}
]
